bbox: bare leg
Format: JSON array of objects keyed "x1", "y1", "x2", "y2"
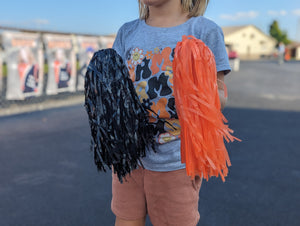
[{"x1": 115, "y1": 217, "x2": 146, "y2": 226}]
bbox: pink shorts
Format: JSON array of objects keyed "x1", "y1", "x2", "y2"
[{"x1": 111, "y1": 167, "x2": 202, "y2": 226}]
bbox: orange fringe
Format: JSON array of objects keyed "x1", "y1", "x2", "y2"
[{"x1": 173, "y1": 35, "x2": 241, "y2": 182}]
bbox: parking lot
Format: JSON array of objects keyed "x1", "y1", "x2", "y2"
[{"x1": 0, "y1": 60, "x2": 300, "y2": 226}]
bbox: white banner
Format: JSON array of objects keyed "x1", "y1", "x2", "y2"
[
  {"x1": 99, "y1": 35, "x2": 115, "y2": 49},
  {"x1": 2, "y1": 32, "x2": 44, "y2": 100},
  {"x1": 76, "y1": 36, "x2": 99, "y2": 91},
  {"x1": 43, "y1": 34, "x2": 76, "y2": 95},
  {"x1": 0, "y1": 51, "x2": 2, "y2": 96}
]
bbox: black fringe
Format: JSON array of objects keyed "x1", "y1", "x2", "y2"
[{"x1": 84, "y1": 49, "x2": 156, "y2": 182}]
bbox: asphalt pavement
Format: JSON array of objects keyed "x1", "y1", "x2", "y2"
[{"x1": 0, "y1": 60, "x2": 300, "y2": 226}]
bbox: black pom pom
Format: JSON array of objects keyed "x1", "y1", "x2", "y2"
[{"x1": 84, "y1": 48, "x2": 156, "y2": 182}]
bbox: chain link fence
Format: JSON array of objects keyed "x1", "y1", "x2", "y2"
[
  {"x1": 0, "y1": 26, "x2": 115, "y2": 115},
  {"x1": 0, "y1": 62, "x2": 84, "y2": 110}
]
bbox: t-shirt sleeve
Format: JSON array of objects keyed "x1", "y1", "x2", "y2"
[
  {"x1": 205, "y1": 26, "x2": 231, "y2": 75},
  {"x1": 112, "y1": 26, "x2": 125, "y2": 59}
]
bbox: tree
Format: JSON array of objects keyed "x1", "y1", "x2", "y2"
[{"x1": 269, "y1": 20, "x2": 291, "y2": 45}]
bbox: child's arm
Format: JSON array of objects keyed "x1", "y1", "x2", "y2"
[{"x1": 217, "y1": 71, "x2": 227, "y2": 110}]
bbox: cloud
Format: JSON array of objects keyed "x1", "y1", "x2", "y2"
[
  {"x1": 32, "y1": 19, "x2": 50, "y2": 25},
  {"x1": 0, "y1": 20, "x2": 15, "y2": 26},
  {"x1": 292, "y1": 9, "x2": 300, "y2": 16},
  {"x1": 220, "y1": 11, "x2": 259, "y2": 21},
  {"x1": 267, "y1": 10, "x2": 287, "y2": 16},
  {"x1": 0, "y1": 19, "x2": 50, "y2": 27}
]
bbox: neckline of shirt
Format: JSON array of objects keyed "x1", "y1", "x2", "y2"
[{"x1": 140, "y1": 16, "x2": 199, "y2": 31}]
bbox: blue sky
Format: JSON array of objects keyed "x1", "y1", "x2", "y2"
[{"x1": 1, "y1": 0, "x2": 300, "y2": 41}]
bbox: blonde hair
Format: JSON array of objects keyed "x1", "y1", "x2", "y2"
[{"x1": 138, "y1": 0, "x2": 210, "y2": 20}]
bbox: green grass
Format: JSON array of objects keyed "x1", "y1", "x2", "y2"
[
  {"x1": 44, "y1": 64, "x2": 48, "y2": 74},
  {"x1": 2, "y1": 64, "x2": 7, "y2": 77},
  {"x1": 2, "y1": 61, "x2": 80, "y2": 77}
]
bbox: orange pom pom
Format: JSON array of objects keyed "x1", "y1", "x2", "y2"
[{"x1": 173, "y1": 35, "x2": 241, "y2": 182}]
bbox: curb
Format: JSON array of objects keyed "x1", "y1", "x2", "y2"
[{"x1": 0, "y1": 95, "x2": 85, "y2": 117}]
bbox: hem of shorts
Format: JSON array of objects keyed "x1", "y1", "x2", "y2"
[
  {"x1": 140, "y1": 162, "x2": 186, "y2": 172},
  {"x1": 111, "y1": 205, "x2": 146, "y2": 221}
]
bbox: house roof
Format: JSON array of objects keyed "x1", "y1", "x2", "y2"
[
  {"x1": 222, "y1": 25, "x2": 249, "y2": 36},
  {"x1": 222, "y1": 25, "x2": 276, "y2": 42},
  {"x1": 287, "y1": 41, "x2": 300, "y2": 49}
]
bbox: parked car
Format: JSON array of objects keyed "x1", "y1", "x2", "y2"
[
  {"x1": 228, "y1": 50, "x2": 238, "y2": 59},
  {"x1": 226, "y1": 46, "x2": 240, "y2": 71}
]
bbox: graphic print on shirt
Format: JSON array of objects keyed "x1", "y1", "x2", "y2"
[{"x1": 126, "y1": 46, "x2": 180, "y2": 144}]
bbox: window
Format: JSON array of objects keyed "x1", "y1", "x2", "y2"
[{"x1": 260, "y1": 41, "x2": 265, "y2": 45}]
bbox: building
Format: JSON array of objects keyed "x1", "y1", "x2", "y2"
[
  {"x1": 222, "y1": 25, "x2": 277, "y2": 60},
  {"x1": 287, "y1": 42, "x2": 300, "y2": 60}
]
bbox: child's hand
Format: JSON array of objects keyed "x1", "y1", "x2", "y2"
[{"x1": 217, "y1": 71, "x2": 227, "y2": 110}]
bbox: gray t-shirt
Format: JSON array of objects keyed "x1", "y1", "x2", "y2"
[{"x1": 113, "y1": 16, "x2": 231, "y2": 172}]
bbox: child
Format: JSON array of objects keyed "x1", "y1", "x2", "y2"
[{"x1": 111, "y1": 0, "x2": 230, "y2": 225}]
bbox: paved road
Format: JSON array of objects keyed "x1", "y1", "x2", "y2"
[
  {"x1": 0, "y1": 60, "x2": 300, "y2": 226},
  {"x1": 226, "y1": 60, "x2": 300, "y2": 111}
]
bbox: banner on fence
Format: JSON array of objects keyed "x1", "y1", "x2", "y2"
[
  {"x1": 76, "y1": 36, "x2": 99, "y2": 91},
  {"x1": 43, "y1": 34, "x2": 76, "y2": 95},
  {"x1": 99, "y1": 36, "x2": 115, "y2": 49},
  {"x1": 0, "y1": 51, "x2": 2, "y2": 96},
  {"x1": 2, "y1": 32, "x2": 44, "y2": 100}
]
